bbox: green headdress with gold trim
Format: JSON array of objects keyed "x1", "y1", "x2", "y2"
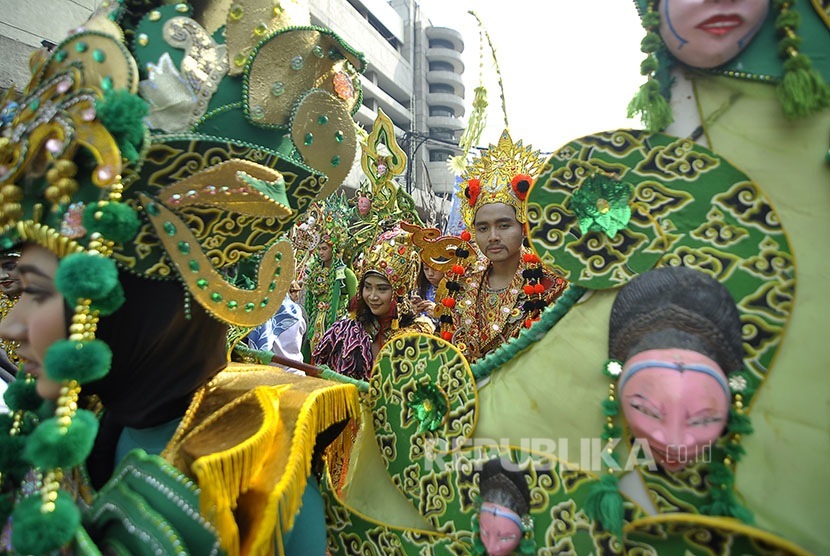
[{"x1": 0, "y1": 0, "x2": 365, "y2": 552}]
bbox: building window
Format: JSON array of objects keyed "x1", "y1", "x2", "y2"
[
  {"x1": 429, "y1": 61, "x2": 454, "y2": 72},
  {"x1": 429, "y1": 106, "x2": 454, "y2": 118},
  {"x1": 429, "y1": 84, "x2": 455, "y2": 94},
  {"x1": 430, "y1": 129, "x2": 454, "y2": 141},
  {"x1": 428, "y1": 39, "x2": 455, "y2": 49},
  {"x1": 429, "y1": 150, "x2": 452, "y2": 162}
]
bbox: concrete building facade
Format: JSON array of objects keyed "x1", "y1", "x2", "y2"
[{"x1": 0, "y1": 0, "x2": 466, "y2": 224}]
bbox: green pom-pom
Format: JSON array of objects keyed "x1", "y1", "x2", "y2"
[
  {"x1": 11, "y1": 491, "x2": 80, "y2": 554},
  {"x1": 584, "y1": 473, "x2": 624, "y2": 539},
  {"x1": 90, "y1": 281, "x2": 125, "y2": 316},
  {"x1": 82, "y1": 201, "x2": 141, "y2": 244},
  {"x1": 24, "y1": 410, "x2": 98, "y2": 470},
  {"x1": 4, "y1": 377, "x2": 42, "y2": 412},
  {"x1": 0, "y1": 434, "x2": 30, "y2": 483},
  {"x1": 777, "y1": 54, "x2": 830, "y2": 119},
  {"x1": 627, "y1": 78, "x2": 673, "y2": 132},
  {"x1": 55, "y1": 253, "x2": 119, "y2": 302},
  {"x1": 95, "y1": 89, "x2": 148, "y2": 163},
  {"x1": 44, "y1": 339, "x2": 112, "y2": 383}
]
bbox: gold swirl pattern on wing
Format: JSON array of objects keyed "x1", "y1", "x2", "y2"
[
  {"x1": 691, "y1": 207, "x2": 750, "y2": 247},
  {"x1": 714, "y1": 182, "x2": 782, "y2": 233},
  {"x1": 634, "y1": 137, "x2": 719, "y2": 181}
]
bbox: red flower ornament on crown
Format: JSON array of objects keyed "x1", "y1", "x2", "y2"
[
  {"x1": 466, "y1": 178, "x2": 481, "y2": 206},
  {"x1": 511, "y1": 174, "x2": 532, "y2": 201}
]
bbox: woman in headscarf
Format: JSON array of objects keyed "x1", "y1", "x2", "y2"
[{"x1": 312, "y1": 225, "x2": 435, "y2": 381}]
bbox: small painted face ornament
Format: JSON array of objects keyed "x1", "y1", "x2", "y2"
[
  {"x1": 658, "y1": 0, "x2": 770, "y2": 69},
  {"x1": 357, "y1": 195, "x2": 372, "y2": 216},
  {"x1": 619, "y1": 348, "x2": 730, "y2": 471}
]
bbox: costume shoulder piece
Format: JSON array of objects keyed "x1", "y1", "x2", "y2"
[{"x1": 162, "y1": 363, "x2": 361, "y2": 556}]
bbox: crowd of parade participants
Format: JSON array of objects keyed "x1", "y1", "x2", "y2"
[{"x1": 0, "y1": 0, "x2": 825, "y2": 554}]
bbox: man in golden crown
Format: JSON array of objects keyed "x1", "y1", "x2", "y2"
[{"x1": 446, "y1": 130, "x2": 568, "y2": 363}]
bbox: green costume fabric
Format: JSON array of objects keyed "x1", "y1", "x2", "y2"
[{"x1": 688, "y1": 74, "x2": 830, "y2": 555}]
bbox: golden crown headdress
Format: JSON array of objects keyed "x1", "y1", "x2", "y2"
[
  {"x1": 359, "y1": 225, "x2": 420, "y2": 297},
  {"x1": 457, "y1": 129, "x2": 545, "y2": 229}
]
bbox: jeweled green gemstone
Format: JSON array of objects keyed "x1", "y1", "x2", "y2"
[
  {"x1": 163, "y1": 222, "x2": 176, "y2": 235},
  {"x1": 189, "y1": 260, "x2": 199, "y2": 272},
  {"x1": 211, "y1": 292, "x2": 223, "y2": 302},
  {"x1": 317, "y1": 115, "x2": 328, "y2": 125},
  {"x1": 93, "y1": 49, "x2": 105, "y2": 63},
  {"x1": 251, "y1": 105, "x2": 265, "y2": 120},
  {"x1": 304, "y1": 133, "x2": 313, "y2": 146},
  {"x1": 330, "y1": 155, "x2": 341, "y2": 167},
  {"x1": 269, "y1": 281, "x2": 276, "y2": 291},
  {"x1": 196, "y1": 279, "x2": 208, "y2": 289},
  {"x1": 290, "y1": 55, "x2": 304, "y2": 70},
  {"x1": 28, "y1": 99, "x2": 40, "y2": 111},
  {"x1": 334, "y1": 130, "x2": 344, "y2": 142},
  {"x1": 275, "y1": 267, "x2": 281, "y2": 276},
  {"x1": 75, "y1": 41, "x2": 88, "y2": 53},
  {"x1": 101, "y1": 76, "x2": 113, "y2": 91},
  {"x1": 245, "y1": 302, "x2": 255, "y2": 312},
  {"x1": 275, "y1": 252, "x2": 282, "y2": 261},
  {"x1": 177, "y1": 241, "x2": 190, "y2": 254},
  {"x1": 260, "y1": 297, "x2": 269, "y2": 307},
  {"x1": 312, "y1": 45, "x2": 324, "y2": 58},
  {"x1": 227, "y1": 300, "x2": 238, "y2": 309},
  {"x1": 55, "y1": 50, "x2": 67, "y2": 62}
]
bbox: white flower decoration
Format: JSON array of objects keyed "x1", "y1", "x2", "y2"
[{"x1": 729, "y1": 375, "x2": 747, "y2": 393}]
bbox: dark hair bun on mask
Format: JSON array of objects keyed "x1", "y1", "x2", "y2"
[{"x1": 608, "y1": 266, "x2": 743, "y2": 373}]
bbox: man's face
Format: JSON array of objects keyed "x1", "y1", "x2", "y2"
[{"x1": 473, "y1": 203, "x2": 524, "y2": 264}]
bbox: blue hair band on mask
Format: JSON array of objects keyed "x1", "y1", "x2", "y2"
[
  {"x1": 618, "y1": 360, "x2": 730, "y2": 399},
  {"x1": 480, "y1": 502, "x2": 523, "y2": 530}
]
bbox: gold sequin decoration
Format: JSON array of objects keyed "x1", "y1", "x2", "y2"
[
  {"x1": 224, "y1": 0, "x2": 312, "y2": 76},
  {"x1": 247, "y1": 28, "x2": 362, "y2": 124}
]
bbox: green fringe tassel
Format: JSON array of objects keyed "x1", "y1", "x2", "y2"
[
  {"x1": 777, "y1": 54, "x2": 830, "y2": 119},
  {"x1": 627, "y1": 78, "x2": 673, "y2": 132},
  {"x1": 584, "y1": 473, "x2": 624, "y2": 539}
]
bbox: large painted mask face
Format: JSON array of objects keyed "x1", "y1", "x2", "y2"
[
  {"x1": 619, "y1": 348, "x2": 730, "y2": 471},
  {"x1": 478, "y1": 503, "x2": 522, "y2": 556},
  {"x1": 658, "y1": 0, "x2": 770, "y2": 68}
]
